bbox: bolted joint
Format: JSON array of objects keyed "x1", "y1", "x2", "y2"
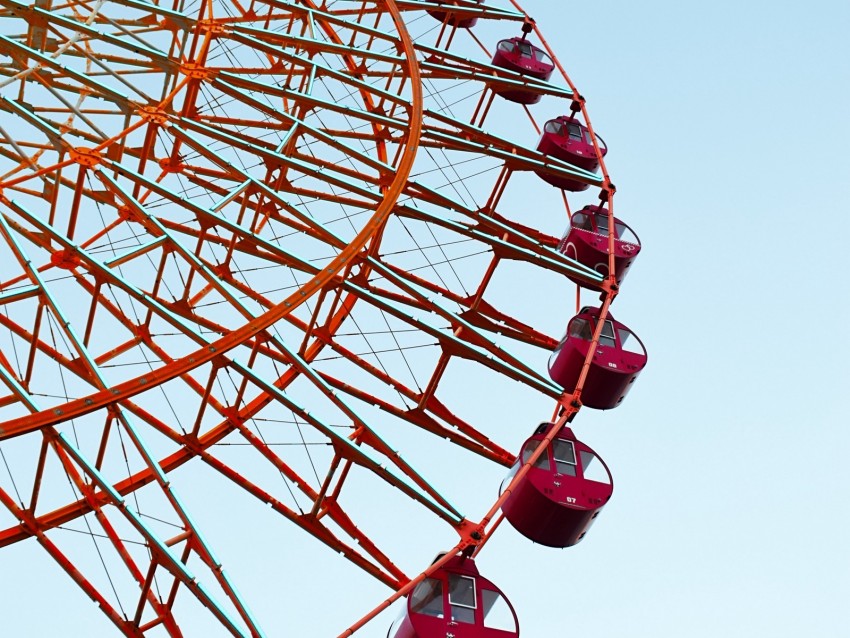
[
  {"x1": 69, "y1": 147, "x2": 102, "y2": 167},
  {"x1": 458, "y1": 519, "x2": 486, "y2": 550},
  {"x1": 570, "y1": 95, "x2": 585, "y2": 113},
  {"x1": 600, "y1": 276, "x2": 620, "y2": 299}
]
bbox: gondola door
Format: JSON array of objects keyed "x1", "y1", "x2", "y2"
[{"x1": 445, "y1": 573, "x2": 478, "y2": 638}]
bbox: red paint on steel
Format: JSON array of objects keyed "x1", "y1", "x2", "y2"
[
  {"x1": 557, "y1": 204, "x2": 641, "y2": 291},
  {"x1": 501, "y1": 422, "x2": 613, "y2": 547},
  {"x1": 491, "y1": 36, "x2": 554, "y2": 104},
  {"x1": 548, "y1": 307, "x2": 647, "y2": 410},
  {"x1": 389, "y1": 554, "x2": 519, "y2": 638},
  {"x1": 426, "y1": 0, "x2": 484, "y2": 29},
  {"x1": 536, "y1": 116, "x2": 607, "y2": 191}
]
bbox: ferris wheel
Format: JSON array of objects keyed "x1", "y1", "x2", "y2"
[{"x1": 0, "y1": 1, "x2": 647, "y2": 636}]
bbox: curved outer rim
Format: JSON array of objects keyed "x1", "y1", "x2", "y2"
[
  {"x1": 0, "y1": 0, "x2": 423, "y2": 442},
  {"x1": 1, "y1": 6, "x2": 628, "y2": 637}
]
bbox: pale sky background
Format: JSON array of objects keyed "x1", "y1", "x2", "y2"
[{"x1": 1, "y1": 1, "x2": 849, "y2": 637}]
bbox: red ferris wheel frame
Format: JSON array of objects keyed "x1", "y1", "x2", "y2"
[{"x1": 0, "y1": 1, "x2": 632, "y2": 636}]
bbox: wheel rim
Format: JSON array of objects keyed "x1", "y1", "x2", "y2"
[{"x1": 0, "y1": 2, "x2": 624, "y2": 635}]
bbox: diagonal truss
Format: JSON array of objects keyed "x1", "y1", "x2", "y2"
[{"x1": 0, "y1": 1, "x2": 629, "y2": 636}]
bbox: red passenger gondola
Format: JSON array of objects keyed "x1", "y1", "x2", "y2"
[
  {"x1": 536, "y1": 116, "x2": 606, "y2": 191},
  {"x1": 491, "y1": 26, "x2": 554, "y2": 104},
  {"x1": 501, "y1": 422, "x2": 612, "y2": 547},
  {"x1": 426, "y1": 0, "x2": 483, "y2": 29},
  {"x1": 549, "y1": 307, "x2": 646, "y2": 409},
  {"x1": 388, "y1": 554, "x2": 519, "y2": 638},
  {"x1": 558, "y1": 205, "x2": 641, "y2": 290}
]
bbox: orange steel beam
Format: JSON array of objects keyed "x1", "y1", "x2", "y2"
[{"x1": 0, "y1": 1, "x2": 424, "y2": 443}]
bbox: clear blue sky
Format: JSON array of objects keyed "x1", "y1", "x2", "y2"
[
  {"x1": 1, "y1": 1, "x2": 848, "y2": 636},
  {"x1": 498, "y1": 2, "x2": 850, "y2": 637}
]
